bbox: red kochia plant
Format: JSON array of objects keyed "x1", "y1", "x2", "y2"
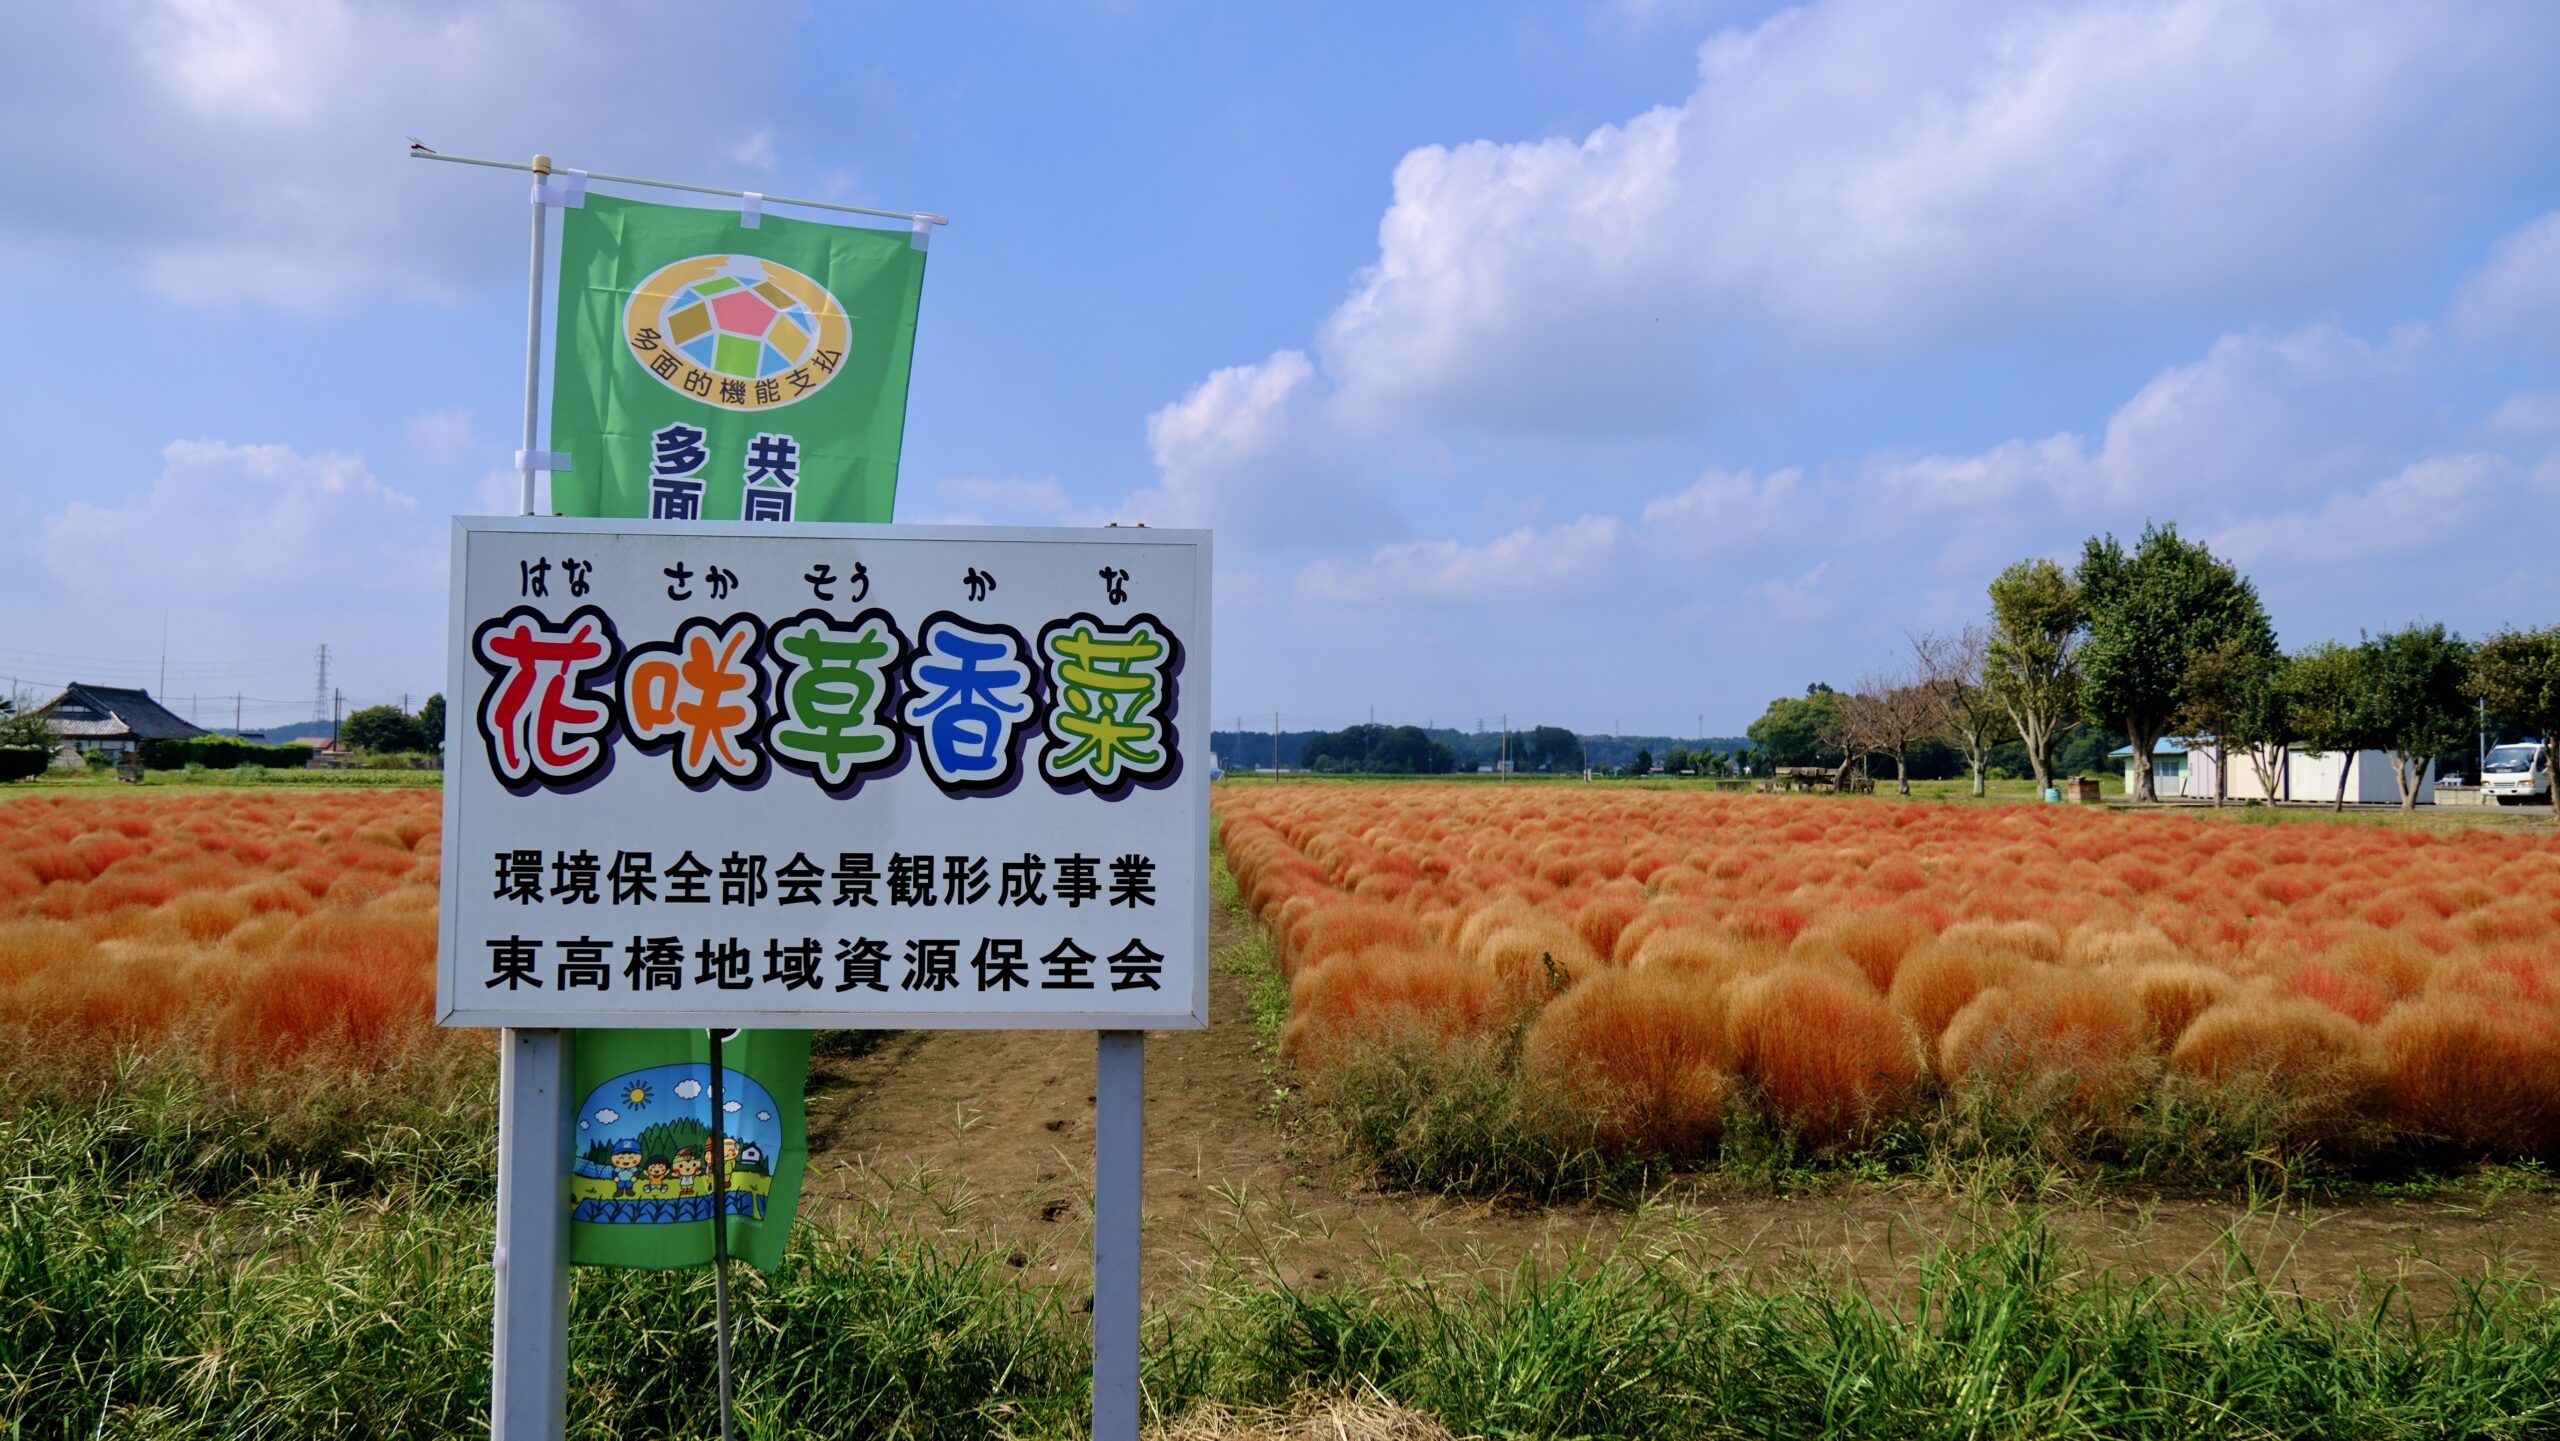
[
  {"x1": 1284, "y1": 947, "x2": 1498, "y2": 1067},
  {"x1": 1937, "y1": 970, "x2": 2157, "y2": 1117},
  {"x1": 2170, "y1": 996, "x2": 2386, "y2": 1146},
  {"x1": 2378, "y1": 997, "x2": 2560, "y2": 1158},
  {"x1": 1522, "y1": 967, "x2": 1729, "y2": 1154},
  {"x1": 1725, "y1": 965, "x2": 1921, "y2": 1148}
]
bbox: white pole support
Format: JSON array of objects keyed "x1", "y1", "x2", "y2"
[
  {"x1": 1092, "y1": 1030, "x2": 1144, "y2": 1440},
  {"x1": 492, "y1": 1027, "x2": 573, "y2": 1441},
  {"x1": 517, "y1": 153, "x2": 552, "y2": 518},
  {"x1": 492, "y1": 149, "x2": 570, "y2": 1441}
]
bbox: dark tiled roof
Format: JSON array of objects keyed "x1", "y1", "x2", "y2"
[{"x1": 39, "y1": 684, "x2": 210, "y2": 742}]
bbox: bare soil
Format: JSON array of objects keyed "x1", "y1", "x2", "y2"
[{"x1": 800, "y1": 899, "x2": 2560, "y2": 1312}]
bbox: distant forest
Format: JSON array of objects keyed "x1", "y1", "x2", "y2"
[
  {"x1": 1208, "y1": 709, "x2": 2128, "y2": 779},
  {"x1": 1208, "y1": 725, "x2": 1748, "y2": 775}
]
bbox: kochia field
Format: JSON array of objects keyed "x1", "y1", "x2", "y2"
[
  {"x1": 1219, "y1": 784, "x2": 2560, "y2": 1163},
  {"x1": 0, "y1": 790, "x2": 443, "y2": 1068}
]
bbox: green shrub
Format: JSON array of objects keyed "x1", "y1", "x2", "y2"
[
  {"x1": 0, "y1": 746, "x2": 47, "y2": 782},
  {"x1": 140, "y1": 736, "x2": 315, "y2": 770}
]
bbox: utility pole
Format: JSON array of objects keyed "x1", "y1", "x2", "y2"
[
  {"x1": 235, "y1": 694, "x2": 242, "y2": 735},
  {"x1": 333, "y1": 689, "x2": 343, "y2": 748},
  {"x1": 1500, "y1": 713, "x2": 1509, "y2": 774},
  {"x1": 1271, "y1": 712, "x2": 1280, "y2": 773}
]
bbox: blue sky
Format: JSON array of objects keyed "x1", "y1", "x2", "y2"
[{"x1": 3, "y1": 1, "x2": 2557, "y2": 737}]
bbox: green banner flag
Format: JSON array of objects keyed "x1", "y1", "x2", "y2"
[
  {"x1": 548, "y1": 191, "x2": 927, "y2": 523},
  {"x1": 567, "y1": 1029, "x2": 813, "y2": 1272},
  {"x1": 543, "y1": 189, "x2": 917, "y2": 1270}
]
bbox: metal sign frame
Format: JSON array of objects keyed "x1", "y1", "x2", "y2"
[{"x1": 436, "y1": 515, "x2": 1211, "y2": 1033}]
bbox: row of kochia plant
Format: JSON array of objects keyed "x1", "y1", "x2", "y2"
[{"x1": 1224, "y1": 784, "x2": 2560, "y2": 1175}]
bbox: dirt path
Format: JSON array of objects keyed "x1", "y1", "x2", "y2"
[{"x1": 799, "y1": 902, "x2": 2560, "y2": 1311}]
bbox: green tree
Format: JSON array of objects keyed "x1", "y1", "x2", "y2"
[
  {"x1": 2360, "y1": 622, "x2": 2473, "y2": 811},
  {"x1": 0, "y1": 693, "x2": 52, "y2": 783},
  {"x1": 1746, "y1": 685, "x2": 1844, "y2": 769},
  {"x1": 1630, "y1": 748, "x2": 1653, "y2": 777},
  {"x1": 1664, "y1": 747, "x2": 1693, "y2": 776},
  {"x1": 2471, "y1": 625, "x2": 2560, "y2": 819},
  {"x1": 417, "y1": 693, "x2": 446, "y2": 752},
  {"x1": 2077, "y1": 523, "x2": 2275, "y2": 803},
  {"x1": 1521, "y1": 725, "x2": 1585, "y2": 773},
  {"x1": 341, "y1": 704, "x2": 427, "y2": 754},
  {"x1": 1983, "y1": 558, "x2": 2084, "y2": 794},
  {"x1": 0, "y1": 693, "x2": 48, "y2": 749},
  {"x1": 2216, "y1": 643, "x2": 2295, "y2": 800},
  {"x1": 1915, "y1": 627, "x2": 2001, "y2": 799},
  {"x1": 2176, "y1": 634, "x2": 2282, "y2": 807},
  {"x1": 2285, "y1": 642, "x2": 2377, "y2": 812}
]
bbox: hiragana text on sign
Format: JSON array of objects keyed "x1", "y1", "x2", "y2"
[{"x1": 440, "y1": 518, "x2": 1208, "y2": 1030}]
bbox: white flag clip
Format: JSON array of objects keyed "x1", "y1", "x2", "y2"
[
  {"x1": 911, "y1": 214, "x2": 931, "y2": 251},
  {"x1": 514, "y1": 450, "x2": 572, "y2": 473},
  {"x1": 530, "y1": 169, "x2": 587, "y2": 209},
  {"x1": 740, "y1": 191, "x2": 764, "y2": 229}
]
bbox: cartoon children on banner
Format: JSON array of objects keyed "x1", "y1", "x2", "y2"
[{"x1": 568, "y1": 1061, "x2": 784, "y2": 1230}]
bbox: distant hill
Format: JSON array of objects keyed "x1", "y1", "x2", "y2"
[{"x1": 218, "y1": 720, "x2": 333, "y2": 744}]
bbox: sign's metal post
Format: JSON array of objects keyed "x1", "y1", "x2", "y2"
[
  {"x1": 1092, "y1": 1029, "x2": 1144, "y2": 1441},
  {"x1": 708, "y1": 1029, "x2": 736, "y2": 1441},
  {"x1": 492, "y1": 152, "x2": 571, "y2": 1441},
  {"x1": 492, "y1": 1027, "x2": 573, "y2": 1441}
]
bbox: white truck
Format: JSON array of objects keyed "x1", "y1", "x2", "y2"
[{"x1": 2481, "y1": 739, "x2": 2553, "y2": 806}]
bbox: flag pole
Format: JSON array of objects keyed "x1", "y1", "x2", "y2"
[
  {"x1": 490, "y1": 151, "x2": 572, "y2": 1441},
  {"x1": 411, "y1": 146, "x2": 949, "y2": 228},
  {"x1": 517, "y1": 153, "x2": 552, "y2": 516},
  {"x1": 708, "y1": 1029, "x2": 736, "y2": 1441}
]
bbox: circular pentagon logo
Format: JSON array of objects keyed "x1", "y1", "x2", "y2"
[{"x1": 623, "y1": 254, "x2": 850, "y2": 411}]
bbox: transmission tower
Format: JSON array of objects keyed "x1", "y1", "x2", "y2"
[{"x1": 313, "y1": 644, "x2": 330, "y2": 725}]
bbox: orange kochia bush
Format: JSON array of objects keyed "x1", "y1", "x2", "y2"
[
  {"x1": 1219, "y1": 784, "x2": 2560, "y2": 1161},
  {"x1": 0, "y1": 789, "x2": 445, "y2": 1069}
]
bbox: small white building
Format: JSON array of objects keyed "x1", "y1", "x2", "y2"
[{"x1": 2113, "y1": 738, "x2": 2433, "y2": 804}]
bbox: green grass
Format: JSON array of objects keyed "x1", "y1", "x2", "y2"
[{"x1": 9, "y1": 1068, "x2": 2560, "y2": 1440}]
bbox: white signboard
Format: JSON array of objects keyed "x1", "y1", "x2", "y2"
[{"x1": 437, "y1": 517, "x2": 1209, "y2": 1029}]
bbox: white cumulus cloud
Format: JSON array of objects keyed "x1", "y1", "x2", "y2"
[
  {"x1": 2455, "y1": 211, "x2": 2560, "y2": 351},
  {"x1": 0, "y1": 0, "x2": 820, "y2": 308},
  {"x1": 1295, "y1": 515, "x2": 1624, "y2": 608}
]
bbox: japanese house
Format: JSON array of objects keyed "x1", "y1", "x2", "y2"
[{"x1": 35, "y1": 683, "x2": 209, "y2": 759}]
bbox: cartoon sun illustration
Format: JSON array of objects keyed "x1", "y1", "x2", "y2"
[{"x1": 621, "y1": 1080, "x2": 654, "y2": 1110}]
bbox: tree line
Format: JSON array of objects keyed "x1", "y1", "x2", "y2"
[
  {"x1": 1207, "y1": 724, "x2": 1753, "y2": 776},
  {"x1": 339, "y1": 695, "x2": 445, "y2": 757},
  {"x1": 1764, "y1": 522, "x2": 2559, "y2": 814}
]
